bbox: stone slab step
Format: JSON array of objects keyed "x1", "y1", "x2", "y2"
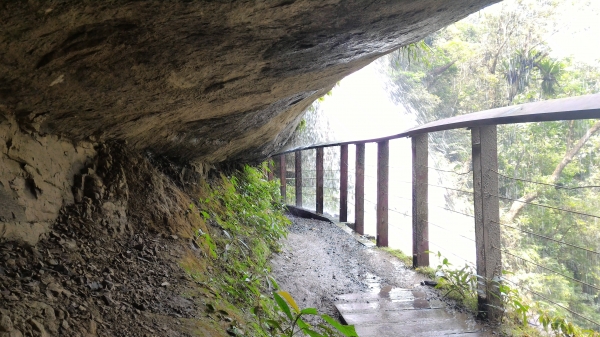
[
  {"x1": 336, "y1": 288, "x2": 426, "y2": 302},
  {"x1": 354, "y1": 320, "x2": 482, "y2": 337},
  {"x1": 335, "y1": 298, "x2": 445, "y2": 313},
  {"x1": 335, "y1": 288, "x2": 491, "y2": 337},
  {"x1": 340, "y1": 307, "x2": 472, "y2": 326}
]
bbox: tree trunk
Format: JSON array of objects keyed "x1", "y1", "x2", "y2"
[{"x1": 503, "y1": 121, "x2": 600, "y2": 223}]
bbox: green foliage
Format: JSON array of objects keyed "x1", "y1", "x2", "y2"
[
  {"x1": 385, "y1": 0, "x2": 600, "y2": 331},
  {"x1": 185, "y1": 164, "x2": 355, "y2": 336},
  {"x1": 396, "y1": 40, "x2": 433, "y2": 66},
  {"x1": 381, "y1": 247, "x2": 413, "y2": 267},
  {"x1": 429, "y1": 251, "x2": 478, "y2": 313},
  {"x1": 295, "y1": 119, "x2": 307, "y2": 133},
  {"x1": 183, "y1": 164, "x2": 294, "y2": 336},
  {"x1": 426, "y1": 253, "x2": 599, "y2": 336},
  {"x1": 415, "y1": 266, "x2": 436, "y2": 280},
  {"x1": 255, "y1": 291, "x2": 357, "y2": 337}
]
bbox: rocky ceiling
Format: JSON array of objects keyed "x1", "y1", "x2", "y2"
[{"x1": 1, "y1": 0, "x2": 499, "y2": 163}]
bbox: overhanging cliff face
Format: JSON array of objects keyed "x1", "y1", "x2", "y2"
[
  {"x1": 0, "y1": 0, "x2": 499, "y2": 243},
  {"x1": 1, "y1": 0, "x2": 498, "y2": 163}
]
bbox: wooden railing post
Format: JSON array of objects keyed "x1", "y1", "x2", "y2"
[
  {"x1": 339, "y1": 145, "x2": 348, "y2": 222},
  {"x1": 279, "y1": 155, "x2": 286, "y2": 202},
  {"x1": 295, "y1": 151, "x2": 303, "y2": 207},
  {"x1": 355, "y1": 144, "x2": 365, "y2": 235},
  {"x1": 377, "y1": 140, "x2": 389, "y2": 247},
  {"x1": 316, "y1": 148, "x2": 324, "y2": 214},
  {"x1": 472, "y1": 125, "x2": 502, "y2": 321},
  {"x1": 412, "y1": 134, "x2": 429, "y2": 268}
]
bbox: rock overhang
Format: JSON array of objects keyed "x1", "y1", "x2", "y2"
[{"x1": 1, "y1": 0, "x2": 499, "y2": 164}]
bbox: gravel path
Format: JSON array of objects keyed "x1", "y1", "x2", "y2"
[{"x1": 270, "y1": 215, "x2": 431, "y2": 319}]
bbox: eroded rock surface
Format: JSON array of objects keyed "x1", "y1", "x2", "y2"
[
  {"x1": 0, "y1": 144, "x2": 229, "y2": 336},
  {"x1": 1, "y1": 0, "x2": 498, "y2": 164},
  {"x1": 0, "y1": 112, "x2": 95, "y2": 244}
]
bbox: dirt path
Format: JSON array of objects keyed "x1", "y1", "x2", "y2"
[{"x1": 270, "y1": 215, "x2": 432, "y2": 319}]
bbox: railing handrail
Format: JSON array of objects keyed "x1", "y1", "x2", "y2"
[
  {"x1": 276, "y1": 93, "x2": 600, "y2": 154},
  {"x1": 271, "y1": 93, "x2": 600, "y2": 326}
]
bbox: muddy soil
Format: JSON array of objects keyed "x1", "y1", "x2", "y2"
[{"x1": 270, "y1": 215, "x2": 433, "y2": 320}]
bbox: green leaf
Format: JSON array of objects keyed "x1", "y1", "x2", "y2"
[
  {"x1": 300, "y1": 308, "x2": 319, "y2": 315},
  {"x1": 296, "y1": 318, "x2": 309, "y2": 330},
  {"x1": 321, "y1": 314, "x2": 358, "y2": 337},
  {"x1": 277, "y1": 290, "x2": 300, "y2": 314},
  {"x1": 302, "y1": 328, "x2": 325, "y2": 337},
  {"x1": 273, "y1": 292, "x2": 293, "y2": 320},
  {"x1": 265, "y1": 319, "x2": 283, "y2": 332}
]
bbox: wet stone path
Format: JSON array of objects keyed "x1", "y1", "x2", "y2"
[{"x1": 270, "y1": 214, "x2": 492, "y2": 336}]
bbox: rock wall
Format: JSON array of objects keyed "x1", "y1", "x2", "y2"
[
  {"x1": 1, "y1": 0, "x2": 499, "y2": 164},
  {"x1": 0, "y1": 0, "x2": 501, "y2": 243},
  {"x1": 0, "y1": 110, "x2": 95, "y2": 244}
]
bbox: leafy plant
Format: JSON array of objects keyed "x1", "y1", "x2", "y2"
[
  {"x1": 181, "y1": 164, "x2": 296, "y2": 336},
  {"x1": 429, "y1": 251, "x2": 478, "y2": 312},
  {"x1": 426, "y1": 252, "x2": 599, "y2": 336},
  {"x1": 254, "y1": 290, "x2": 357, "y2": 337},
  {"x1": 381, "y1": 247, "x2": 413, "y2": 266}
]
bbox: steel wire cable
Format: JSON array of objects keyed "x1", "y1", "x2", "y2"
[
  {"x1": 426, "y1": 221, "x2": 475, "y2": 242},
  {"x1": 360, "y1": 197, "x2": 474, "y2": 218},
  {"x1": 390, "y1": 195, "x2": 413, "y2": 202},
  {"x1": 389, "y1": 222, "x2": 411, "y2": 232},
  {"x1": 427, "y1": 241, "x2": 475, "y2": 265},
  {"x1": 427, "y1": 183, "x2": 473, "y2": 194},
  {"x1": 502, "y1": 250, "x2": 600, "y2": 292},
  {"x1": 489, "y1": 193, "x2": 600, "y2": 219},
  {"x1": 492, "y1": 169, "x2": 600, "y2": 190},
  {"x1": 502, "y1": 277, "x2": 600, "y2": 328},
  {"x1": 429, "y1": 204, "x2": 475, "y2": 218},
  {"x1": 389, "y1": 208, "x2": 411, "y2": 218},
  {"x1": 419, "y1": 164, "x2": 473, "y2": 175},
  {"x1": 494, "y1": 220, "x2": 600, "y2": 256}
]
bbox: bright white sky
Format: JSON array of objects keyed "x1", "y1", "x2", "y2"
[
  {"x1": 318, "y1": 0, "x2": 600, "y2": 141},
  {"x1": 318, "y1": 61, "x2": 415, "y2": 141},
  {"x1": 547, "y1": 0, "x2": 600, "y2": 64}
]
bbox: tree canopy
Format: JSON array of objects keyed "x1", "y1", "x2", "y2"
[{"x1": 384, "y1": 0, "x2": 600, "y2": 330}]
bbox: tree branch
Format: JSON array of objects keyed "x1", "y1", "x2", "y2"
[{"x1": 503, "y1": 121, "x2": 600, "y2": 223}]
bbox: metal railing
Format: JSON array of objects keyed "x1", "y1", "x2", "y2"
[{"x1": 268, "y1": 93, "x2": 600, "y2": 326}]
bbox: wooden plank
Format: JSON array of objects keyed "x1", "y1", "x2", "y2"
[
  {"x1": 355, "y1": 144, "x2": 365, "y2": 235},
  {"x1": 472, "y1": 125, "x2": 502, "y2": 321},
  {"x1": 339, "y1": 145, "x2": 349, "y2": 222},
  {"x1": 279, "y1": 155, "x2": 286, "y2": 202},
  {"x1": 377, "y1": 140, "x2": 389, "y2": 247},
  {"x1": 295, "y1": 151, "x2": 302, "y2": 207},
  {"x1": 316, "y1": 148, "x2": 324, "y2": 214},
  {"x1": 412, "y1": 134, "x2": 429, "y2": 267}
]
